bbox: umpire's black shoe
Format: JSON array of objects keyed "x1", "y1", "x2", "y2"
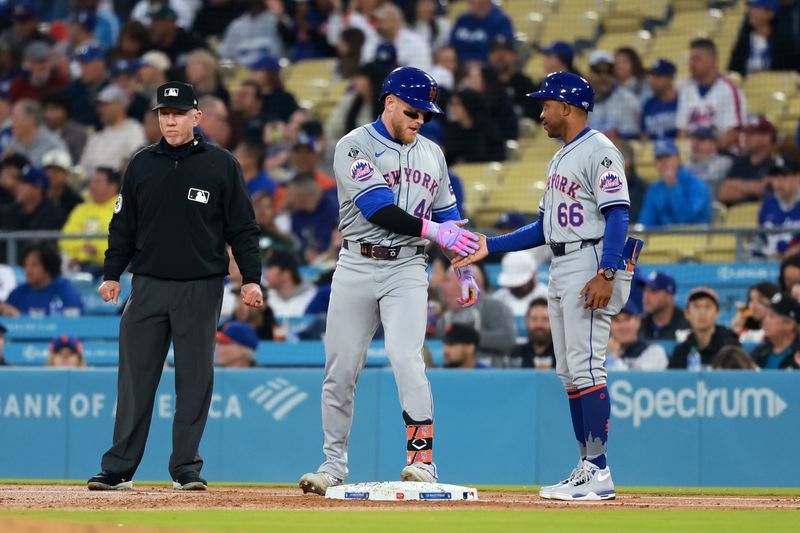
[
  {"x1": 173, "y1": 472, "x2": 208, "y2": 491},
  {"x1": 87, "y1": 471, "x2": 133, "y2": 491}
]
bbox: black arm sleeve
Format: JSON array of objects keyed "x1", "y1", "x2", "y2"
[
  {"x1": 368, "y1": 204, "x2": 424, "y2": 237},
  {"x1": 103, "y1": 162, "x2": 138, "y2": 281},
  {"x1": 224, "y1": 155, "x2": 262, "y2": 285}
]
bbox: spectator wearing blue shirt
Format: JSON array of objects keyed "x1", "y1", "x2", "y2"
[
  {"x1": 1, "y1": 242, "x2": 82, "y2": 317},
  {"x1": 233, "y1": 139, "x2": 276, "y2": 196},
  {"x1": 285, "y1": 172, "x2": 339, "y2": 263},
  {"x1": 754, "y1": 159, "x2": 800, "y2": 257},
  {"x1": 450, "y1": 0, "x2": 514, "y2": 64},
  {"x1": 638, "y1": 140, "x2": 712, "y2": 227},
  {"x1": 751, "y1": 292, "x2": 800, "y2": 369},
  {"x1": 640, "y1": 59, "x2": 678, "y2": 140}
]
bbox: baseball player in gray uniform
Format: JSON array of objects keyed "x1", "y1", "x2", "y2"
[
  {"x1": 299, "y1": 67, "x2": 480, "y2": 495},
  {"x1": 456, "y1": 72, "x2": 642, "y2": 501}
]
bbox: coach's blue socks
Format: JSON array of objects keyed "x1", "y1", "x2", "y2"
[
  {"x1": 566, "y1": 389, "x2": 587, "y2": 458},
  {"x1": 579, "y1": 384, "x2": 610, "y2": 469}
]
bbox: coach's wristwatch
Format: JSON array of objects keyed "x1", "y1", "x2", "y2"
[{"x1": 598, "y1": 268, "x2": 616, "y2": 281}]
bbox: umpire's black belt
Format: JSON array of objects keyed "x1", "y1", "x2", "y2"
[
  {"x1": 550, "y1": 238, "x2": 601, "y2": 257},
  {"x1": 343, "y1": 240, "x2": 425, "y2": 260}
]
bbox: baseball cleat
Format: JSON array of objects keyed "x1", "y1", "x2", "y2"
[
  {"x1": 400, "y1": 465, "x2": 437, "y2": 483},
  {"x1": 544, "y1": 460, "x2": 616, "y2": 501},
  {"x1": 87, "y1": 471, "x2": 133, "y2": 491},
  {"x1": 539, "y1": 460, "x2": 583, "y2": 499},
  {"x1": 299, "y1": 472, "x2": 342, "y2": 495},
  {"x1": 172, "y1": 472, "x2": 208, "y2": 490}
]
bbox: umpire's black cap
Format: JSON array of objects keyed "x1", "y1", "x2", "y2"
[{"x1": 152, "y1": 82, "x2": 199, "y2": 111}]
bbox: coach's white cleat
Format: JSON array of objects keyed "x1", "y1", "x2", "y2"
[
  {"x1": 400, "y1": 464, "x2": 438, "y2": 483},
  {"x1": 545, "y1": 460, "x2": 616, "y2": 501},
  {"x1": 539, "y1": 460, "x2": 583, "y2": 499},
  {"x1": 299, "y1": 472, "x2": 342, "y2": 495}
]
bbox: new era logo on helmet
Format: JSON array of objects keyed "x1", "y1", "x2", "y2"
[{"x1": 165, "y1": 87, "x2": 179, "y2": 97}]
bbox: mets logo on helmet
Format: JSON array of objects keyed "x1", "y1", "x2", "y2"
[
  {"x1": 598, "y1": 170, "x2": 623, "y2": 193},
  {"x1": 350, "y1": 159, "x2": 375, "y2": 182}
]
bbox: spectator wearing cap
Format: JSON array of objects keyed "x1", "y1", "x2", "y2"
[
  {"x1": 509, "y1": 297, "x2": 555, "y2": 369},
  {"x1": 542, "y1": 40, "x2": 577, "y2": 75},
  {"x1": 265, "y1": 251, "x2": 321, "y2": 318},
  {"x1": 638, "y1": 140, "x2": 712, "y2": 227},
  {"x1": 489, "y1": 36, "x2": 537, "y2": 122},
  {"x1": 41, "y1": 92, "x2": 88, "y2": 164},
  {"x1": 47, "y1": 335, "x2": 86, "y2": 368},
  {"x1": 751, "y1": 292, "x2": 800, "y2": 369},
  {"x1": 753, "y1": 159, "x2": 800, "y2": 258},
  {"x1": 1, "y1": 242, "x2": 82, "y2": 317},
  {"x1": 405, "y1": 0, "x2": 452, "y2": 53},
  {"x1": 0, "y1": 163, "x2": 66, "y2": 251},
  {"x1": 640, "y1": 59, "x2": 678, "y2": 141},
  {"x1": 6, "y1": 99, "x2": 68, "y2": 167},
  {"x1": 443, "y1": 323, "x2": 488, "y2": 369},
  {"x1": 68, "y1": 9, "x2": 99, "y2": 55},
  {"x1": 110, "y1": 59, "x2": 151, "y2": 122},
  {"x1": 685, "y1": 126, "x2": 733, "y2": 196},
  {"x1": 676, "y1": 38, "x2": 747, "y2": 153},
  {"x1": 607, "y1": 300, "x2": 669, "y2": 370},
  {"x1": 366, "y1": 3, "x2": 431, "y2": 71},
  {"x1": 0, "y1": 2, "x2": 52, "y2": 71},
  {"x1": 42, "y1": 149, "x2": 83, "y2": 216},
  {"x1": 587, "y1": 50, "x2": 640, "y2": 139},
  {"x1": 78, "y1": 85, "x2": 146, "y2": 175},
  {"x1": 449, "y1": 0, "x2": 514, "y2": 64},
  {"x1": 63, "y1": 42, "x2": 109, "y2": 129},
  {"x1": 669, "y1": 287, "x2": 740, "y2": 369},
  {"x1": 60, "y1": 167, "x2": 121, "y2": 274},
  {"x1": 147, "y1": 3, "x2": 206, "y2": 67},
  {"x1": 324, "y1": 62, "x2": 385, "y2": 145},
  {"x1": 729, "y1": 0, "x2": 799, "y2": 77},
  {"x1": 639, "y1": 271, "x2": 691, "y2": 341},
  {"x1": 613, "y1": 139, "x2": 649, "y2": 225},
  {"x1": 184, "y1": 49, "x2": 230, "y2": 106},
  {"x1": 138, "y1": 51, "x2": 171, "y2": 102},
  {"x1": 731, "y1": 281, "x2": 781, "y2": 344},
  {"x1": 274, "y1": 131, "x2": 336, "y2": 209},
  {"x1": 284, "y1": 171, "x2": 339, "y2": 263},
  {"x1": 491, "y1": 251, "x2": 548, "y2": 317},
  {"x1": 233, "y1": 139, "x2": 276, "y2": 197},
  {"x1": 614, "y1": 47, "x2": 651, "y2": 102},
  {"x1": 444, "y1": 88, "x2": 506, "y2": 164},
  {"x1": 718, "y1": 115, "x2": 777, "y2": 206},
  {"x1": 9, "y1": 42, "x2": 68, "y2": 103},
  {"x1": 218, "y1": 0, "x2": 283, "y2": 62},
  {"x1": 215, "y1": 321, "x2": 259, "y2": 368}
]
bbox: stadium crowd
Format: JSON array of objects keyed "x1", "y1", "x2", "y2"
[{"x1": 0, "y1": 0, "x2": 799, "y2": 371}]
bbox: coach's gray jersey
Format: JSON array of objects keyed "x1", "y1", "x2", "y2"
[
  {"x1": 333, "y1": 122, "x2": 457, "y2": 246},
  {"x1": 539, "y1": 129, "x2": 630, "y2": 244}
]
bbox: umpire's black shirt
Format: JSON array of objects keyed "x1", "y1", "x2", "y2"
[{"x1": 104, "y1": 134, "x2": 261, "y2": 285}]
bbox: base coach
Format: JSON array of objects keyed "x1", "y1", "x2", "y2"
[{"x1": 88, "y1": 82, "x2": 263, "y2": 491}]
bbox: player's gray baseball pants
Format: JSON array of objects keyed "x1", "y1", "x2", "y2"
[
  {"x1": 547, "y1": 242, "x2": 632, "y2": 390},
  {"x1": 100, "y1": 274, "x2": 224, "y2": 480},
  {"x1": 318, "y1": 246, "x2": 434, "y2": 481}
]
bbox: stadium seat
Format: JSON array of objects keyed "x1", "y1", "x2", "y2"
[{"x1": 723, "y1": 202, "x2": 760, "y2": 228}]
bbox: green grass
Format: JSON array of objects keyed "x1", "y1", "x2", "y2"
[{"x1": 3, "y1": 510, "x2": 798, "y2": 533}]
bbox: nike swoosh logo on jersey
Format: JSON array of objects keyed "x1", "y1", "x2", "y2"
[
  {"x1": 375, "y1": 149, "x2": 387, "y2": 158},
  {"x1": 596, "y1": 471, "x2": 611, "y2": 482}
]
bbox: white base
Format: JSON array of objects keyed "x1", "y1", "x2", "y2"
[{"x1": 325, "y1": 481, "x2": 478, "y2": 501}]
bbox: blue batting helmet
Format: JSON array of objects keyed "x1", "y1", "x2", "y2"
[
  {"x1": 380, "y1": 66, "x2": 444, "y2": 114},
  {"x1": 527, "y1": 71, "x2": 594, "y2": 112}
]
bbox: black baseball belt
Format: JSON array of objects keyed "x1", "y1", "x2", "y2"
[
  {"x1": 550, "y1": 238, "x2": 601, "y2": 257},
  {"x1": 343, "y1": 240, "x2": 425, "y2": 260}
]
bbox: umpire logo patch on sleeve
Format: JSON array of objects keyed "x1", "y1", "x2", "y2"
[
  {"x1": 598, "y1": 171, "x2": 623, "y2": 193},
  {"x1": 350, "y1": 159, "x2": 375, "y2": 182},
  {"x1": 188, "y1": 188, "x2": 210, "y2": 204},
  {"x1": 113, "y1": 194, "x2": 122, "y2": 214}
]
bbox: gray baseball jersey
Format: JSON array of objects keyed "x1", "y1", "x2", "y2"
[
  {"x1": 539, "y1": 129, "x2": 630, "y2": 244},
  {"x1": 334, "y1": 122, "x2": 458, "y2": 245},
  {"x1": 315, "y1": 120, "x2": 454, "y2": 482}
]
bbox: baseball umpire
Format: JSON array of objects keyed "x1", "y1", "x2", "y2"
[
  {"x1": 87, "y1": 82, "x2": 263, "y2": 491},
  {"x1": 456, "y1": 72, "x2": 643, "y2": 501},
  {"x1": 299, "y1": 66, "x2": 480, "y2": 495}
]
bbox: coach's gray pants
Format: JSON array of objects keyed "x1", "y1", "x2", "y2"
[
  {"x1": 100, "y1": 275, "x2": 224, "y2": 480},
  {"x1": 318, "y1": 250, "x2": 434, "y2": 481}
]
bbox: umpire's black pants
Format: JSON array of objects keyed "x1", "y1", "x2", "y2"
[{"x1": 101, "y1": 275, "x2": 224, "y2": 480}]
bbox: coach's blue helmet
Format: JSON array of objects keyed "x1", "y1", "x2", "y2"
[
  {"x1": 527, "y1": 71, "x2": 594, "y2": 112},
  {"x1": 380, "y1": 66, "x2": 444, "y2": 114}
]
